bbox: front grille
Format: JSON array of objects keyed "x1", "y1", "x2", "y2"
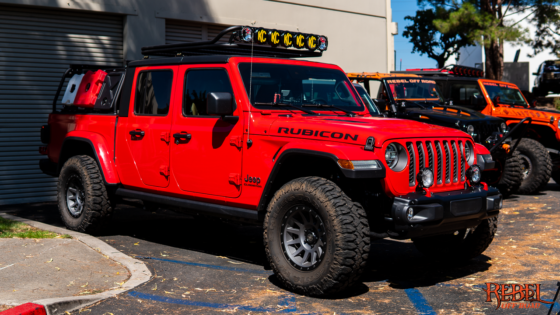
[
  {"x1": 475, "y1": 122, "x2": 501, "y2": 142},
  {"x1": 435, "y1": 141, "x2": 443, "y2": 185},
  {"x1": 444, "y1": 141, "x2": 451, "y2": 183},
  {"x1": 404, "y1": 139, "x2": 471, "y2": 188},
  {"x1": 407, "y1": 142, "x2": 416, "y2": 186},
  {"x1": 451, "y1": 141, "x2": 459, "y2": 183}
]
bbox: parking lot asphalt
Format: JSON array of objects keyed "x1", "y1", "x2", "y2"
[{"x1": 2, "y1": 183, "x2": 560, "y2": 314}]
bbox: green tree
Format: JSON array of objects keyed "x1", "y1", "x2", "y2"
[
  {"x1": 523, "y1": 0, "x2": 560, "y2": 57},
  {"x1": 434, "y1": 2, "x2": 525, "y2": 80},
  {"x1": 403, "y1": 7, "x2": 471, "y2": 68}
]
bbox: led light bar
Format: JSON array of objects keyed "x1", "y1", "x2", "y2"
[{"x1": 237, "y1": 26, "x2": 328, "y2": 52}]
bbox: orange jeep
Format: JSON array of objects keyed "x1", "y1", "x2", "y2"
[{"x1": 401, "y1": 66, "x2": 555, "y2": 194}]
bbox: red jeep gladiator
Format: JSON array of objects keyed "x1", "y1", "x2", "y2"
[{"x1": 39, "y1": 26, "x2": 502, "y2": 296}]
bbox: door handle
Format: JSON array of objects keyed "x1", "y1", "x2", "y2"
[
  {"x1": 129, "y1": 130, "x2": 145, "y2": 137},
  {"x1": 173, "y1": 132, "x2": 191, "y2": 144}
]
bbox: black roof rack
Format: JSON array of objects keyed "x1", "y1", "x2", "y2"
[
  {"x1": 141, "y1": 26, "x2": 323, "y2": 59},
  {"x1": 391, "y1": 65, "x2": 484, "y2": 78}
]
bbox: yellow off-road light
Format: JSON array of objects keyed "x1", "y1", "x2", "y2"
[
  {"x1": 305, "y1": 35, "x2": 318, "y2": 51},
  {"x1": 268, "y1": 29, "x2": 281, "y2": 47},
  {"x1": 255, "y1": 28, "x2": 268, "y2": 44},
  {"x1": 281, "y1": 32, "x2": 293, "y2": 48},
  {"x1": 294, "y1": 33, "x2": 306, "y2": 49}
]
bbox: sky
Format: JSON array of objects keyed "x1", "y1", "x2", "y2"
[{"x1": 391, "y1": 0, "x2": 438, "y2": 70}]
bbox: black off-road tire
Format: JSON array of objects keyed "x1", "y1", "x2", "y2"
[
  {"x1": 516, "y1": 138, "x2": 552, "y2": 194},
  {"x1": 495, "y1": 152, "x2": 523, "y2": 198},
  {"x1": 57, "y1": 155, "x2": 113, "y2": 232},
  {"x1": 264, "y1": 177, "x2": 370, "y2": 296},
  {"x1": 412, "y1": 216, "x2": 498, "y2": 262}
]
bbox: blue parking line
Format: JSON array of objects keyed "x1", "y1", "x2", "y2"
[
  {"x1": 135, "y1": 256, "x2": 273, "y2": 275},
  {"x1": 404, "y1": 288, "x2": 437, "y2": 315},
  {"x1": 129, "y1": 291, "x2": 297, "y2": 313}
]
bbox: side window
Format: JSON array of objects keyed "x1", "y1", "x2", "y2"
[
  {"x1": 183, "y1": 69, "x2": 235, "y2": 116},
  {"x1": 134, "y1": 71, "x2": 174, "y2": 116},
  {"x1": 449, "y1": 82, "x2": 484, "y2": 107}
]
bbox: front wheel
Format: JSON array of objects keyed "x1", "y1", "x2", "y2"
[
  {"x1": 412, "y1": 216, "x2": 498, "y2": 262},
  {"x1": 264, "y1": 177, "x2": 370, "y2": 296},
  {"x1": 57, "y1": 155, "x2": 113, "y2": 232},
  {"x1": 516, "y1": 138, "x2": 552, "y2": 194},
  {"x1": 482, "y1": 152, "x2": 523, "y2": 198}
]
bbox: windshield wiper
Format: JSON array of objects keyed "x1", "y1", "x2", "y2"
[
  {"x1": 302, "y1": 104, "x2": 356, "y2": 116},
  {"x1": 254, "y1": 102, "x2": 318, "y2": 115}
]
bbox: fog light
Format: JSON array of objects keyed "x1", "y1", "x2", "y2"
[
  {"x1": 498, "y1": 198, "x2": 503, "y2": 209},
  {"x1": 417, "y1": 168, "x2": 434, "y2": 188},
  {"x1": 467, "y1": 165, "x2": 481, "y2": 184},
  {"x1": 240, "y1": 26, "x2": 253, "y2": 43},
  {"x1": 407, "y1": 207, "x2": 414, "y2": 221}
]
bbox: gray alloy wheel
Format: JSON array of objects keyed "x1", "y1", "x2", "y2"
[
  {"x1": 66, "y1": 175, "x2": 85, "y2": 217},
  {"x1": 281, "y1": 205, "x2": 327, "y2": 271}
]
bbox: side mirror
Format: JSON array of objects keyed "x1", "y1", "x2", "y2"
[
  {"x1": 531, "y1": 99, "x2": 538, "y2": 108},
  {"x1": 470, "y1": 94, "x2": 486, "y2": 109},
  {"x1": 493, "y1": 95, "x2": 501, "y2": 106},
  {"x1": 207, "y1": 92, "x2": 233, "y2": 117}
]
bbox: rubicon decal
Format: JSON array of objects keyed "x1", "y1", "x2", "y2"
[
  {"x1": 483, "y1": 282, "x2": 555, "y2": 310},
  {"x1": 277, "y1": 127, "x2": 358, "y2": 141}
]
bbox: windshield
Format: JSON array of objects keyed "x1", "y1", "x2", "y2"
[
  {"x1": 385, "y1": 78, "x2": 444, "y2": 104},
  {"x1": 238, "y1": 63, "x2": 364, "y2": 112},
  {"x1": 482, "y1": 82, "x2": 527, "y2": 106},
  {"x1": 353, "y1": 84, "x2": 380, "y2": 115}
]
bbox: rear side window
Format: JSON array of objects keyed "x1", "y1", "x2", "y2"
[
  {"x1": 448, "y1": 82, "x2": 484, "y2": 107},
  {"x1": 183, "y1": 69, "x2": 234, "y2": 116},
  {"x1": 134, "y1": 71, "x2": 174, "y2": 116}
]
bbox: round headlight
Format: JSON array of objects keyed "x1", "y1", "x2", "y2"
[
  {"x1": 464, "y1": 141, "x2": 475, "y2": 166},
  {"x1": 467, "y1": 125, "x2": 475, "y2": 137},
  {"x1": 385, "y1": 143, "x2": 399, "y2": 169},
  {"x1": 500, "y1": 122, "x2": 508, "y2": 133},
  {"x1": 240, "y1": 26, "x2": 253, "y2": 43},
  {"x1": 417, "y1": 168, "x2": 434, "y2": 188},
  {"x1": 467, "y1": 165, "x2": 481, "y2": 183}
]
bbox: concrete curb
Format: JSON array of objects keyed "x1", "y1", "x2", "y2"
[{"x1": 0, "y1": 213, "x2": 152, "y2": 315}]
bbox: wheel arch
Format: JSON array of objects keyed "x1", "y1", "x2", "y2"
[
  {"x1": 257, "y1": 148, "x2": 385, "y2": 218},
  {"x1": 58, "y1": 136, "x2": 120, "y2": 186}
]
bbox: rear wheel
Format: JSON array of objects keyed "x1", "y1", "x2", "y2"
[
  {"x1": 264, "y1": 177, "x2": 370, "y2": 296},
  {"x1": 412, "y1": 216, "x2": 498, "y2": 262},
  {"x1": 57, "y1": 155, "x2": 113, "y2": 232},
  {"x1": 516, "y1": 138, "x2": 552, "y2": 194}
]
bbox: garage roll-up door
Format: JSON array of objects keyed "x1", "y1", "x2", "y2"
[
  {"x1": 166, "y1": 20, "x2": 232, "y2": 45},
  {"x1": 0, "y1": 5, "x2": 123, "y2": 206}
]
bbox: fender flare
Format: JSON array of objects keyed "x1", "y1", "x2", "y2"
[
  {"x1": 257, "y1": 146, "x2": 385, "y2": 212},
  {"x1": 58, "y1": 134, "x2": 120, "y2": 185}
]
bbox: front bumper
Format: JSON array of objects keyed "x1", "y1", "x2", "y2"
[{"x1": 386, "y1": 185, "x2": 501, "y2": 239}]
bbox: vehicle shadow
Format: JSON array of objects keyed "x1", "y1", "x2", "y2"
[{"x1": 1, "y1": 200, "x2": 493, "y2": 299}]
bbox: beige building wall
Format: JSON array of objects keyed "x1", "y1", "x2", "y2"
[{"x1": 0, "y1": 0, "x2": 394, "y2": 72}]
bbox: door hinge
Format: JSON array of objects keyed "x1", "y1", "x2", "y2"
[
  {"x1": 230, "y1": 136, "x2": 243, "y2": 148},
  {"x1": 160, "y1": 165, "x2": 169, "y2": 177},
  {"x1": 160, "y1": 132, "x2": 170, "y2": 143},
  {"x1": 229, "y1": 173, "x2": 241, "y2": 186}
]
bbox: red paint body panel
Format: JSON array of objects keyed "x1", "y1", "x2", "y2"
[
  {"x1": 0, "y1": 303, "x2": 46, "y2": 315},
  {"x1": 44, "y1": 56, "x2": 482, "y2": 210},
  {"x1": 74, "y1": 70, "x2": 107, "y2": 107}
]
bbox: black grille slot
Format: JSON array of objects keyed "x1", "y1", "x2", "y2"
[
  {"x1": 407, "y1": 142, "x2": 416, "y2": 186},
  {"x1": 426, "y1": 141, "x2": 434, "y2": 173},
  {"x1": 459, "y1": 141, "x2": 465, "y2": 181},
  {"x1": 444, "y1": 141, "x2": 451, "y2": 183},
  {"x1": 416, "y1": 142, "x2": 425, "y2": 169},
  {"x1": 435, "y1": 141, "x2": 443, "y2": 184},
  {"x1": 451, "y1": 141, "x2": 459, "y2": 182}
]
